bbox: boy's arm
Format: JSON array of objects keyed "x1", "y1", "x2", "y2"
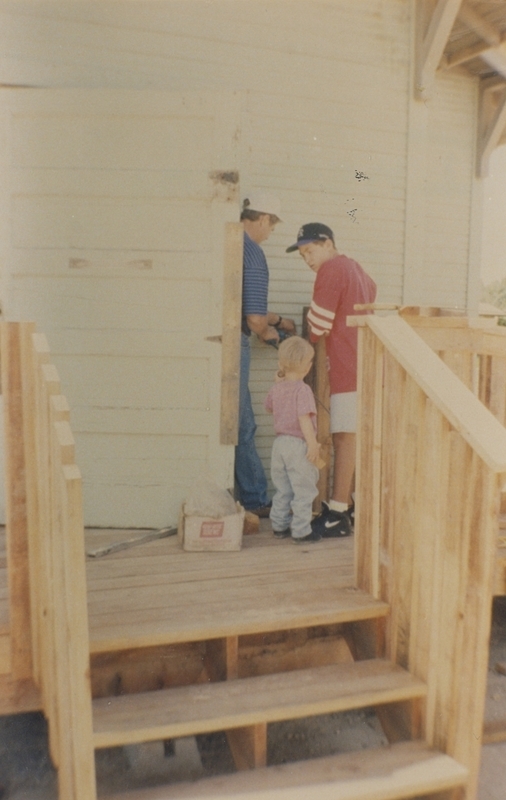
[{"x1": 299, "y1": 414, "x2": 320, "y2": 464}]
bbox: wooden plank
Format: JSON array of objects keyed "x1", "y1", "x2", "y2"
[
  {"x1": 92, "y1": 659, "x2": 427, "y2": 749},
  {"x1": 239, "y1": 630, "x2": 354, "y2": 678},
  {"x1": 313, "y1": 337, "x2": 331, "y2": 510},
  {"x1": 60, "y1": 464, "x2": 97, "y2": 799},
  {"x1": 1, "y1": 322, "x2": 33, "y2": 680},
  {"x1": 355, "y1": 326, "x2": 382, "y2": 596},
  {"x1": 0, "y1": 674, "x2": 41, "y2": 715},
  {"x1": 99, "y1": 740, "x2": 468, "y2": 800},
  {"x1": 86, "y1": 527, "x2": 177, "y2": 558},
  {"x1": 50, "y1": 434, "x2": 75, "y2": 798},
  {"x1": 88, "y1": 586, "x2": 389, "y2": 653},
  {"x1": 226, "y1": 724, "x2": 267, "y2": 770},
  {"x1": 220, "y1": 221, "x2": 242, "y2": 445},
  {"x1": 417, "y1": 0, "x2": 464, "y2": 97},
  {"x1": 440, "y1": 349, "x2": 473, "y2": 390},
  {"x1": 446, "y1": 459, "x2": 499, "y2": 798},
  {"x1": 378, "y1": 352, "x2": 405, "y2": 659},
  {"x1": 204, "y1": 637, "x2": 238, "y2": 682},
  {"x1": 410, "y1": 400, "x2": 449, "y2": 744},
  {"x1": 35, "y1": 347, "x2": 62, "y2": 767},
  {"x1": 366, "y1": 316, "x2": 506, "y2": 472},
  {"x1": 20, "y1": 323, "x2": 43, "y2": 688}
]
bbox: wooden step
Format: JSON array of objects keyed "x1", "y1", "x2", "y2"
[
  {"x1": 88, "y1": 579, "x2": 389, "y2": 654},
  {"x1": 100, "y1": 740, "x2": 468, "y2": 800},
  {"x1": 93, "y1": 658, "x2": 426, "y2": 749}
]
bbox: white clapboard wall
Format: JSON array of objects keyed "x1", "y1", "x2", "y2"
[
  {"x1": 0, "y1": 0, "x2": 483, "y2": 513},
  {"x1": 0, "y1": 89, "x2": 241, "y2": 527}
]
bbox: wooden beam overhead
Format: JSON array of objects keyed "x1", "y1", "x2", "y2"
[
  {"x1": 443, "y1": 37, "x2": 506, "y2": 69},
  {"x1": 417, "y1": 0, "x2": 463, "y2": 98},
  {"x1": 458, "y1": 2, "x2": 502, "y2": 46},
  {"x1": 478, "y1": 86, "x2": 506, "y2": 176}
]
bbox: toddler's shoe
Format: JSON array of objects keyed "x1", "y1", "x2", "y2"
[
  {"x1": 292, "y1": 530, "x2": 322, "y2": 544},
  {"x1": 273, "y1": 528, "x2": 291, "y2": 539},
  {"x1": 311, "y1": 508, "x2": 352, "y2": 538}
]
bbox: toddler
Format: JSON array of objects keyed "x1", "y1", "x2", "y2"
[{"x1": 264, "y1": 336, "x2": 322, "y2": 544}]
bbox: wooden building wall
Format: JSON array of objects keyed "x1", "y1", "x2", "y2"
[{"x1": 0, "y1": 0, "x2": 484, "y2": 523}]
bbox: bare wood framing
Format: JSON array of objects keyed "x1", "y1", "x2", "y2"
[
  {"x1": 458, "y1": 2, "x2": 501, "y2": 45},
  {"x1": 1, "y1": 322, "x2": 33, "y2": 680},
  {"x1": 220, "y1": 222, "x2": 243, "y2": 445},
  {"x1": 416, "y1": 0, "x2": 462, "y2": 98}
]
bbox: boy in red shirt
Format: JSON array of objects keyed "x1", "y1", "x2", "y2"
[{"x1": 286, "y1": 223, "x2": 377, "y2": 537}]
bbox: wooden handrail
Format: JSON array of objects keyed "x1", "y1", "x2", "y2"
[
  {"x1": 355, "y1": 314, "x2": 503, "y2": 800},
  {"x1": 365, "y1": 315, "x2": 506, "y2": 473},
  {"x1": 2, "y1": 322, "x2": 96, "y2": 799}
]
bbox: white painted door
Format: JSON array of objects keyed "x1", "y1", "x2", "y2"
[{"x1": 0, "y1": 89, "x2": 241, "y2": 527}]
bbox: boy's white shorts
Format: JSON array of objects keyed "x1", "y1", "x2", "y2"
[{"x1": 330, "y1": 392, "x2": 357, "y2": 434}]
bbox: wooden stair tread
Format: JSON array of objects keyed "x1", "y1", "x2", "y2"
[
  {"x1": 100, "y1": 740, "x2": 468, "y2": 800},
  {"x1": 93, "y1": 658, "x2": 426, "y2": 748},
  {"x1": 88, "y1": 583, "x2": 388, "y2": 653}
]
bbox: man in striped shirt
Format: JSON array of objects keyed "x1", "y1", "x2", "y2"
[
  {"x1": 286, "y1": 223, "x2": 376, "y2": 537},
  {"x1": 237, "y1": 191, "x2": 296, "y2": 517}
]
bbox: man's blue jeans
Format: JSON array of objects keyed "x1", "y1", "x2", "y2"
[{"x1": 235, "y1": 334, "x2": 269, "y2": 510}]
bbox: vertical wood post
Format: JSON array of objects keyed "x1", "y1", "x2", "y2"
[
  {"x1": 1, "y1": 321, "x2": 33, "y2": 680},
  {"x1": 220, "y1": 222, "x2": 243, "y2": 445}
]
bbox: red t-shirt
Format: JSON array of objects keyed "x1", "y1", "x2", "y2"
[{"x1": 307, "y1": 254, "x2": 376, "y2": 394}]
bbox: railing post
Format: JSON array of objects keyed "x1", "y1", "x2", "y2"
[{"x1": 1, "y1": 321, "x2": 34, "y2": 680}]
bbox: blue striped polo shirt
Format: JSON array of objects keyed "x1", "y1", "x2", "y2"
[{"x1": 242, "y1": 232, "x2": 269, "y2": 336}]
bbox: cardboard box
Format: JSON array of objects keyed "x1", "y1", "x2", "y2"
[{"x1": 178, "y1": 502, "x2": 245, "y2": 552}]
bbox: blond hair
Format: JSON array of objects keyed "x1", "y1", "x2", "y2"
[{"x1": 277, "y1": 336, "x2": 314, "y2": 376}]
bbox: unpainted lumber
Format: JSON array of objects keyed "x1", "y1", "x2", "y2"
[
  {"x1": 238, "y1": 631, "x2": 354, "y2": 678},
  {"x1": 90, "y1": 642, "x2": 208, "y2": 698},
  {"x1": 98, "y1": 740, "x2": 468, "y2": 800},
  {"x1": 92, "y1": 659, "x2": 427, "y2": 750},
  {"x1": 86, "y1": 527, "x2": 177, "y2": 558},
  {"x1": 367, "y1": 315, "x2": 506, "y2": 472},
  {"x1": 355, "y1": 327, "x2": 383, "y2": 597},
  {"x1": 1, "y1": 322, "x2": 33, "y2": 680},
  {"x1": 21, "y1": 328, "x2": 50, "y2": 692},
  {"x1": 220, "y1": 222, "x2": 242, "y2": 445},
  {"x1": 226, "y1": 724, "x2": 267, "y2": 770},
  {"x1": 59, "y1": 464, "x2": 97, "y2": 799},
  {"x1": 87, "y1": 580, "x2": 389, "y2": 654}
]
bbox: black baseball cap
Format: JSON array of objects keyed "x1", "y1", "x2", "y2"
[{"x1": 286, "y1": 222, "x2": 334, "y2": 253}]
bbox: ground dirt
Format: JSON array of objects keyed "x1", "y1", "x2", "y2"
[{"x1": 2, "y1": 594, "x2": 506, "y2": 798}]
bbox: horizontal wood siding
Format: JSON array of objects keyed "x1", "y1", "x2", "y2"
[
  {"x1": 0, "y1": 1, "x2": 481, "y2": 515},
  {"x1": 422, "y1": 70, "x2": 479, "y2": 309}
]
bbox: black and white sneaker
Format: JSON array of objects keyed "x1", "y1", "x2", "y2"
[
  {"x1": 311, "y1": 508, "x2": 352, "y2": 538},
  {"x1": 273, "y1": 528, "x2": 291, "y2": 539},
  {"x1": 292, "y1": 530, "x2": 322, "y2": 544}
]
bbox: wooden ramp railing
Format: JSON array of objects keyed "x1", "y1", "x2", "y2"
[
  {"x1": 2, "y1": 316, "x2": 505, "y2": 800},
  {"x1": 1, "y1": 321, "x2": 96, "y2": 798},
  {"x1": 354, "y1": 314, "x2": 506, "y2": 800}
]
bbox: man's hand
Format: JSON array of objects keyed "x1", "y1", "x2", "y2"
[
  {"x1": 261, "y1": 325, "x2": 280, "y2": 344},
  {"x1": 267, "y1": 313, "x2": 296, "y2": 336},
  {"x1": 278, "y1": 317, "x2": 296, "y2": 335}
]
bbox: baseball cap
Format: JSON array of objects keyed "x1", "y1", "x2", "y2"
[
  {"x1": 242, "y1": 190, "x2": 282, "y2": 220},
  {"x1": 286, "y1": 222, "x2": 334, "y2": 252}
]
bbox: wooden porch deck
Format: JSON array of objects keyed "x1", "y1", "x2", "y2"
[{"x1": 84, "y1": 527, "x2": 387, "y2": 654}]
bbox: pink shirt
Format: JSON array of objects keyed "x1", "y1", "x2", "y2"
[{"x1": 264, "y1": 380, "x2": 317, "y2": 439}]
